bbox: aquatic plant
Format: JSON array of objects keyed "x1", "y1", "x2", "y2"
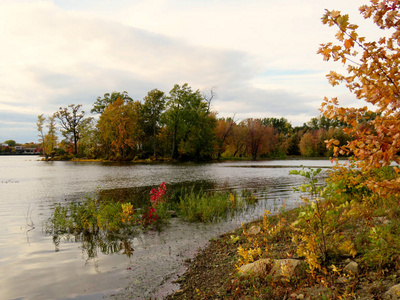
[
  {"x1": 177, "y1": 188, "x2": 259, "y2": 223},
  {"x1": 150, "y1": 181, "x2": 166, "y2": 205},
  {"x1": 46, "y1": 197, "x2": 138, "y2": 235},
  {"x1": 142, "y1": 182, "x2": 169, "y2": 227},
  {"x1": 46, "y1": 183, "x2": 170, "y2": 258}
]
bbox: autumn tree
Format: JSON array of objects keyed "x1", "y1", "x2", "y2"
[
  {"x1": 324, "y1": 127, "x2": 351, "y2": 156},
  {"x1": 319, "y1": 1, "x2": 400, "y2": 194},
  {"x1": 243, "y1": 119, "x2": 275, "y2": 160},
  {"x1": 215, "y1": 117, "x2": 235, "y2": 160},
  {"x1": 246, "y1": 119, "x2": 264, "y2": 160},
  {"x1": 97, "y1": 97, "x2": 143, "y2": 160},
  {"x1": 54, "y1": 104, "x2": 86, "y2": 155},
  {"x1": 44, "y1": 116, "x2": 58, "y2": 158},
  {"x1": 298, "y1": 131, "x2": 313, "y2": 157},
  {"x1": 226, "y1": 123, "x2": 249, "y2": 158},
  {"x1": 91, "y1": 91, "x2": 133, "y2": 114},
  {"x1": 37, "y1": 114, "x2": 46, "y2": 156},
  {"x1": 37, "y1": 115, "x2": 58, "y2": 159},
  {"x1": 77, "y1": 117, "x2": 98, "y2": 158}
]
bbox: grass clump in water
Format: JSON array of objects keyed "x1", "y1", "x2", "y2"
[
  {"x1": 177, "y1": 188, "x2": 259, "y2": 223},
  {"x1": 46, "y1": 197, "x2": 141, "y2": 235}
]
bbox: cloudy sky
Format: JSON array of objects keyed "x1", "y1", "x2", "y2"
[{"x1": 0, "y1": 0, "x2": 370, "y2": 143}]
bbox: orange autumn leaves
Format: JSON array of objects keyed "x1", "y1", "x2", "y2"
[{"x1": 319, "y1": 0, "x2": 400, "y2": 195}]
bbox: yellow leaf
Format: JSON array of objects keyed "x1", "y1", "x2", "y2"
[
  {"x1": 335, "y1": 31, "x2": 345, "y2": 41},
  {"x1": 330, "y1": 10, "x2": 341, "y2": 18}
]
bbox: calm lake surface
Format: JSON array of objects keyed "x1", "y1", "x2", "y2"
[{"x1": 0, "y1": 156, "x2": 334, "y2": 299}]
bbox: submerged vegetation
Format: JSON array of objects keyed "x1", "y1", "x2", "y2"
[
  {"x1": 176, "y1": 188, "x2": 259, "y2": 223},
  {"x1": 45, "y1": 182, "x2": 262, "y2": 258}
]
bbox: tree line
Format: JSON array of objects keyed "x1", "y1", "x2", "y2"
[{"x1": 36, "y1": 83, "x2": 352, "y2": 161}]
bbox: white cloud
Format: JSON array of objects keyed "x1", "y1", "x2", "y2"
[{"x1": 0, "y1": 0, "x2": 376, "y2": 142}]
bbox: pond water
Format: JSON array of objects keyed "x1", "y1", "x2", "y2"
[{"x1": 0, "y1": 156, "x2": 334, "y2": 299}]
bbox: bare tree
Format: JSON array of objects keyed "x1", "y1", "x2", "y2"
[{"x1": 54, "y1": 104, "x2": 85, "y2": 155}]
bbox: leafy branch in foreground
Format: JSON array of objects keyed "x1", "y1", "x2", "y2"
[{"x1": 318, "y1": 1, "x2": 400, "y2": 196}]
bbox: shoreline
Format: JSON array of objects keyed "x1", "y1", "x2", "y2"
[{"x1": 164, "y1": 200, "x2": 400, "y2": 300}]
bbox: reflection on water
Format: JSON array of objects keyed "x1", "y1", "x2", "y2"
[
  {"x1": 52, "y1": 232, "x2": 135, "y2": 258},
  {"x1": 0, "y1": 156, "x2": 333, "y2": 299}
]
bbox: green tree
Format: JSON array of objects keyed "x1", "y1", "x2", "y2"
[
  {"x1": 306, "y1": 115, "x2": 343, "y2": 131},
  {"x1": 4, "y1": 140, "x2": 16, "y2": 147},
  {"x1": 54, "y1": 104, "x2": 86, "y2": 155},
  {"x1": 91, "y1": 91, "x2": 133, "y2": 114},
  {"x1": 142, "y1": 89, "x2": 166, "y2": 158},
  {"x1": 287, "y1": 128, "x2": 304, "y2": 156},
  {"x1": 261, "y1": 117, "x2": 293, "y2": 136},
  {"x1": 162, "y1": 83, "x2": 216, "y2": 160}
]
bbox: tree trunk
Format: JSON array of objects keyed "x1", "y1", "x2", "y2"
[
  {"x1": 153, "y1": 124, "x2": 157, "y2": 158},
  {"x1": 171, "y1": 122, "x2": 177, "y2": 159},
  {"x1": 73, "y1": 130, "x2": 78, "y2": 155}
]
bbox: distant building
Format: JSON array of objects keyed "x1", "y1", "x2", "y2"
[
  {"x1": 15, "y1": 146, "x2": 23, "y2": 153},
  {"x1": 23, "y1": 148, "x2": 39, "y2": 153}
]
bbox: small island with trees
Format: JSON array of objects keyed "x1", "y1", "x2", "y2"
[{"x1": 34, "y1": 83, "x2": 351, "y2": 162}]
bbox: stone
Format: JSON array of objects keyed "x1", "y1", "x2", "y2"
[
  {"x1": 344, "y1": 261, "x2": 358, "y2": 275},
  {"x1": 290, "y1": 293, "x2": 305, "y2": 299},
  {"x1": 239, "y1": 258, "x2": 271, "y2": 276},
  {"x1": 247, "y1": 225, "x2": 261, "y2": 236},
  {"x1": 167, "y1": 210, "x2": 177, "y2": 217},
  {"x1": 375, "y1": 217, "x2": 391, "y2": 225},
  {"x1": 239, "y1": 258, "x2": 302, "y2": 279},
  {"x1": 270, "y1": 259, "x2": 302, "y2": 278},
  {"x1": 385, "y1": 284, "x2": 400, "y2": 299},
  {"x1": 336, "y1": 277, "x2": 349, "y2": 284}
]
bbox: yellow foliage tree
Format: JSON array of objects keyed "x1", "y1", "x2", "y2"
[
  {"x1": 318, "y1": 0, "x2": 400, "y2": 195},
  {"x1": 97, "y1": 97, "x2": 143, "y2": 160}
]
